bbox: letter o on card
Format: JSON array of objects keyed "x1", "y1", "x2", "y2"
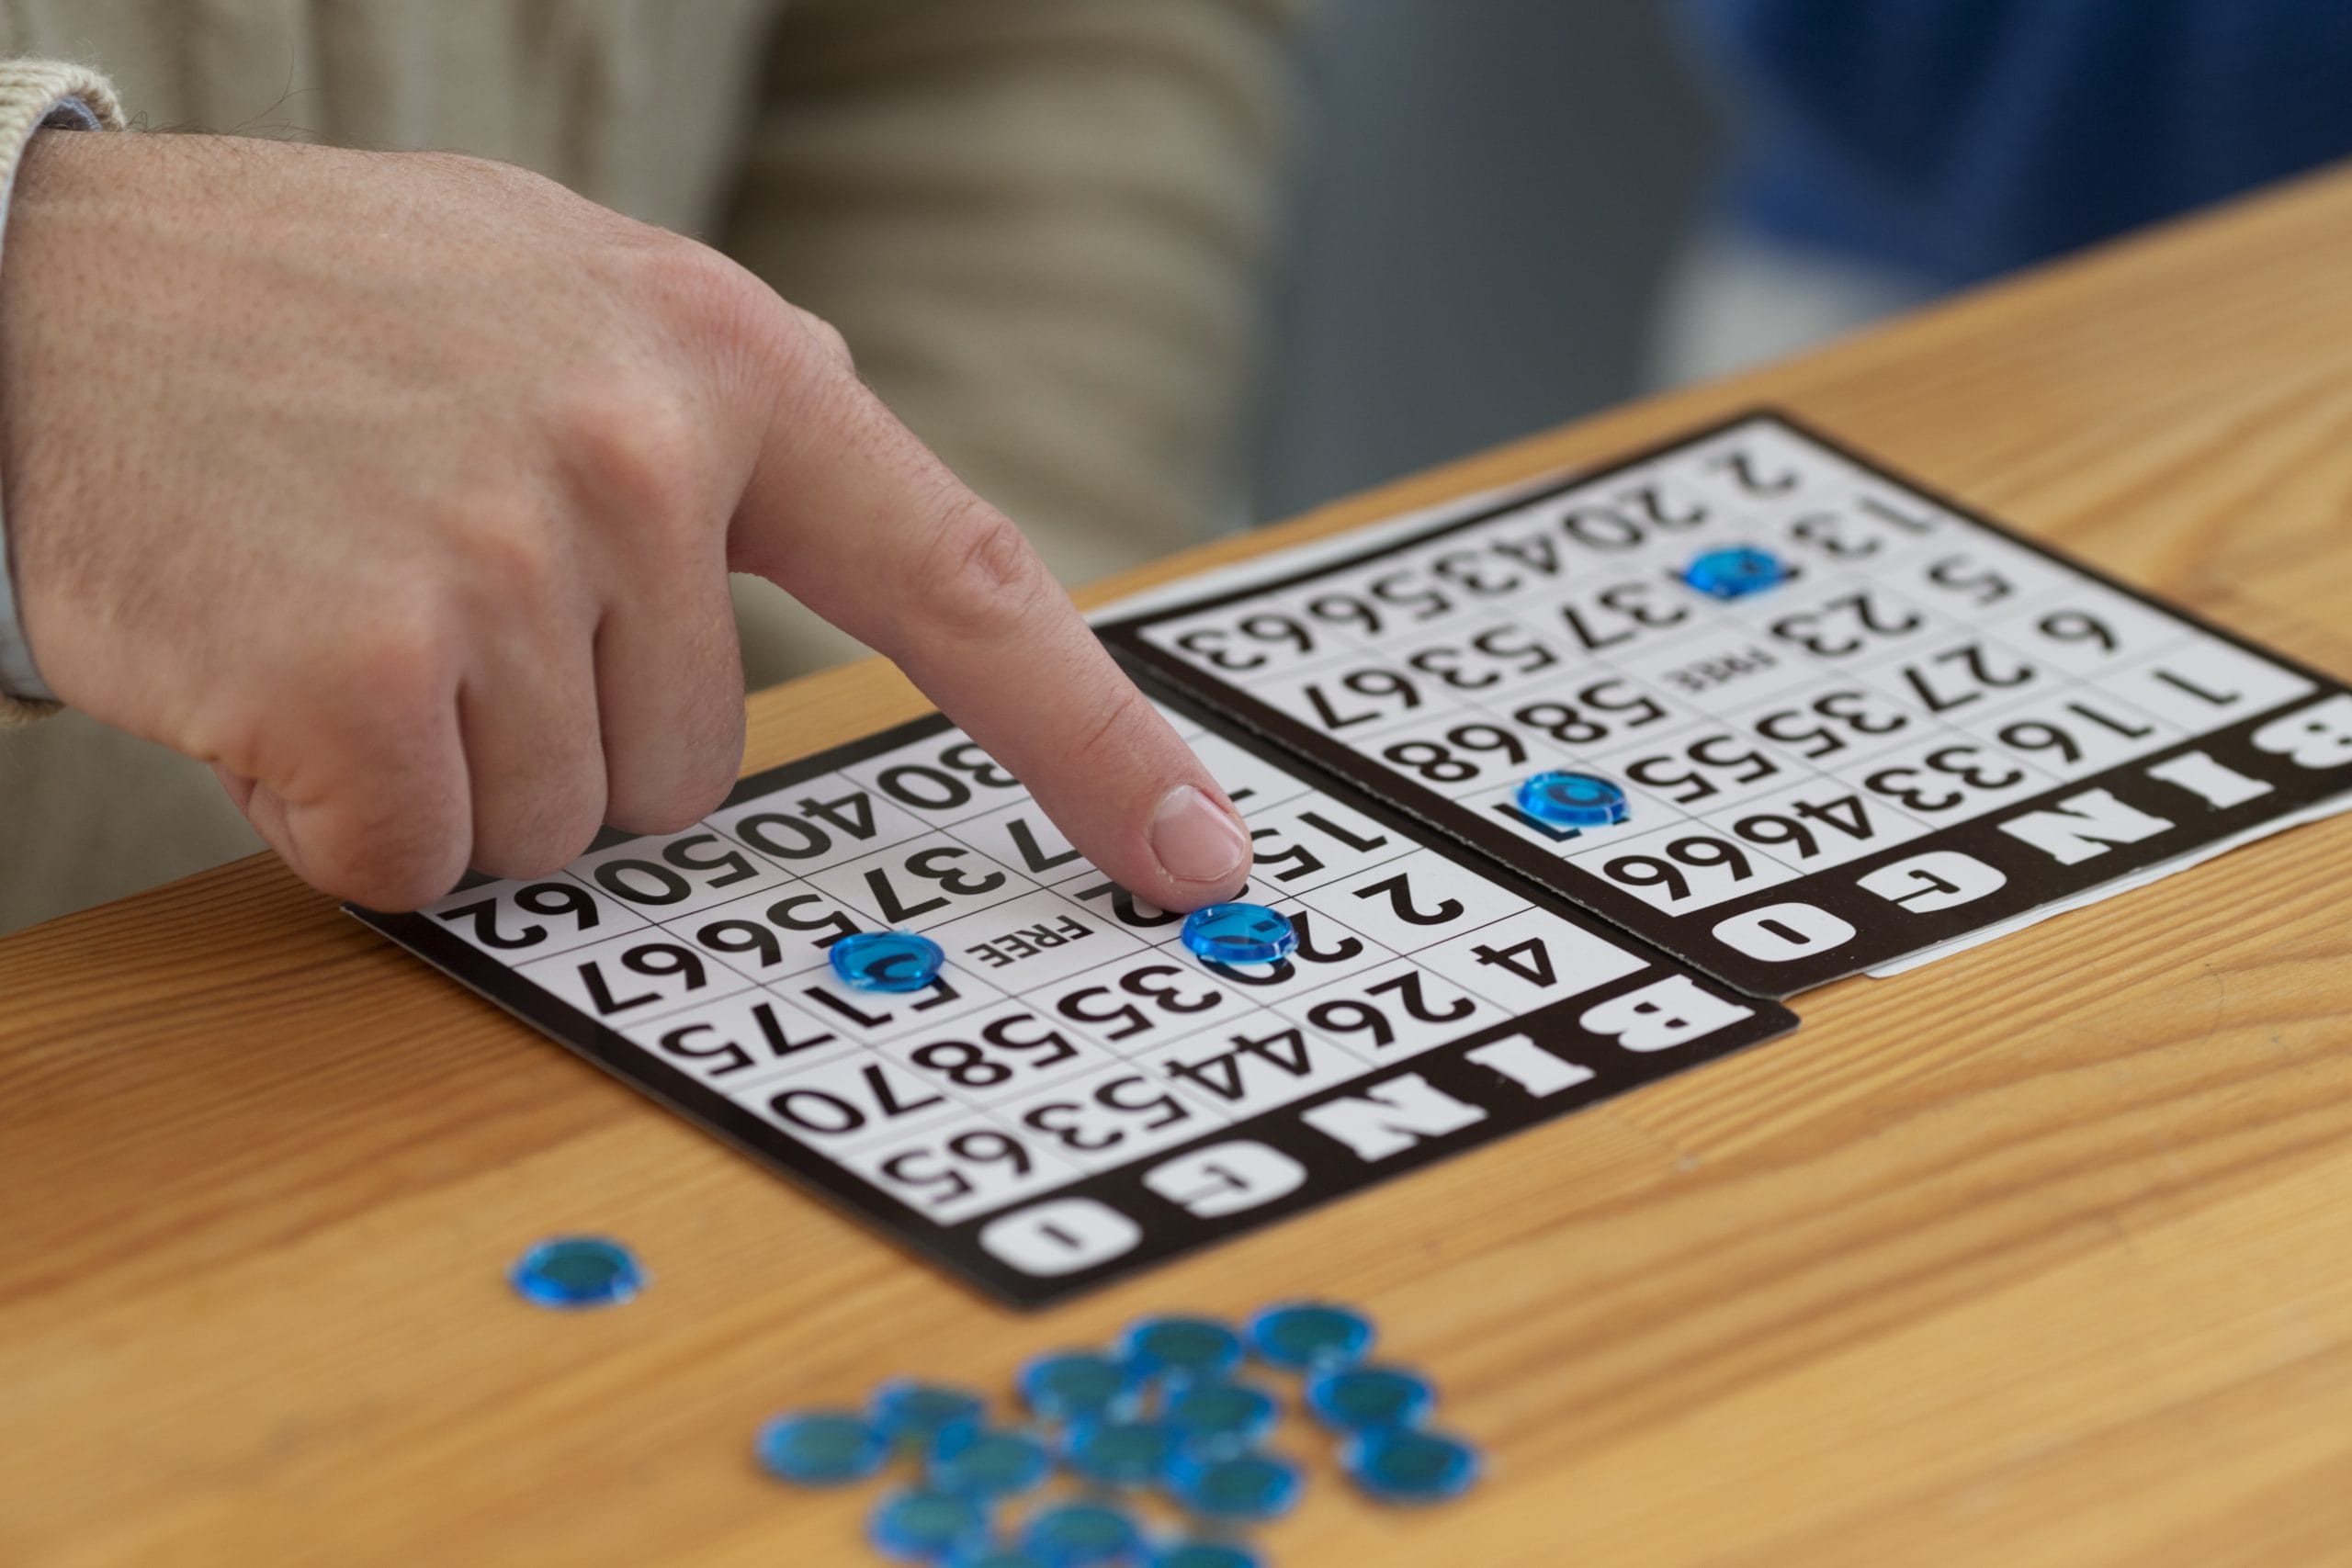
[{"x1": 1711, "y1": 901, "x2": 1857, "y2": 963}]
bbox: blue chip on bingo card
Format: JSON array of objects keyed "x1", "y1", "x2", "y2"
[
  {"x1": 1179, "y1": 903, "x2": 1296, "y2": 966},
  {"x1": 1344, "y1": 1427, "x2": 1482, "y2": 1505},
  {"x1": 1163, "y1": 1381, "x2": 1279, "y2": 1458},
  {"x1": 872, "y1": 1380, "x2": 989, "y2": 1450},
  {"x1": 1022, "y1": 1502, "x2": 1147, "y2": 1567},
  {"x1": 1247, "y1": 1301, "x2": 1374, "y2": 1371},
  {"x1": 1514, "y1": 770, "x2": 1630, "y2": 829},
  {"x1": 1063, "y1": 1417, "x2": 1180, "y2": 1490},
  {"x1": 870, "y1": 1487, "x2": 993, "y2": 1563},
  {"x1": 1166, "y1": 1450, "x2": 1303, "y2": 1524},
  {"x1": 506, "y1": 1235, "x2": 644, "y2": 1310},
  {"x1": 1305, "y1": 1365, "x2": 1435, "y2": 1435},
  {"x1": 1153, "y1": 1544, "x2": 1263, "y2": 1568},
  {"x1": 1681, "y1": 545, "x2": 1791, "y2": 599},
  {"x1": 754, "y1": 1409, "x2": 891, "y2": 1486},
  {"x1": 928, "y1": 1426, "x2": 1052, "y2": 1499},
  {"x1": 1119, "y1": 1315, "x2": 1244, "y2": 1386},
  {"x1": 1017, "y1": 1351, "x2": 1142, "y2": 1426},
  {"x1": 830, "y1": 929, "x2": 946, "y2": 992}
]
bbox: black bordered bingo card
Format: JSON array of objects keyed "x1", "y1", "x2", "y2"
[
  {"x1": 1100, "y1": 411, "x2": 2352, "y2": 998},
  {"x1": 354, "y1": 695, "x2": 1795, "y2": 1307}
]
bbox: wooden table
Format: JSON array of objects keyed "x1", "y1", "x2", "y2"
[{"x1": 12, "y1": 168, "x2": 2352, "y2": 1568}]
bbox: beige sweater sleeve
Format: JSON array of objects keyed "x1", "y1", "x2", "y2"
[{"x1": 0, "y1": 60, "x2": 124, "y2": 730}]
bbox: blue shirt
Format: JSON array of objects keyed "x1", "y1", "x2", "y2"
[{"x1": 1678, "y1": 0, "x2": 2352, "y2": 287}]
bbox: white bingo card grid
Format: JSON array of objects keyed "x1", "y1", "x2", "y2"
[
  {"x1": 1102, "y1": 412, "x2": 2352, "y2": 998},
  {"x1": 356, "y1": 698, "x2": 1794, "y2": 1306}
]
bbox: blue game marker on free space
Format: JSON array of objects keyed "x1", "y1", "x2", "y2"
[
  {"x1": 830, "y1": 929, "x2": 946, "y2": 992},
  {"x1": 1119, "y1": 1315, "x2": 1244, "y2": 1387},
  {"x1": 1017, "y1": 1351, "x2": 1141, "y2": 1427},
  {"x1": 506, "y1": 1235, "x2": 644, "y2": 1310},
  {"x1": 1163, "y1": 1381, "x2": 1280, "y2": 1458},
  {"x1": 1514, "y1": 770, "x2": 1629, "y2": 829},
  {"x1": 1247, "y1": 1301, "x2": 1374, "y2": 1371},
  {"x1": 1179, "y1": 903, "x2": 1296, "y2": 966},
  {"x1": 1681, "y1": 544, "x2": 1790, "y2": 600},
  {"x1": 1166, "y1": 1450, "x2": 1303, "y2": 1524},
  {"x1": 754, "y1": 1409, "x2": 891, "y2": 1486},
  {"x1": 870, "y1": 1487, "x2": 993, "y2": 1563},
  {"x1": 929, "y1": 1426, "x2": 1053, "y2": 1499},
  {"x1": 872, "y1": 1380, "x2": 989, "y2": 1450},
  {"x1": 1023, "y1": 1502, "x2": 1147, "y2": 1567},
  {"x1": 1344, "y1": 1427, "x2": 1483, "y2": 1505},
  {"x1": 1305, "y1": 1365, "x2": 1435, "y2": 1434}
]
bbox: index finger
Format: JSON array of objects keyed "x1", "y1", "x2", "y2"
[{"x1": 729, "y1": 341, "x2": 1252, "y2": 911}]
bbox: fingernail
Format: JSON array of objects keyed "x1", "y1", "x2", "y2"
[{"x1": 1150, "y1": 784, "x2": 1250, "y2": 888}]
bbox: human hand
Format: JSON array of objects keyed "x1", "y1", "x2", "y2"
[{"x1": 0, "y1": 132, "x2": 1251, "y2": 910}]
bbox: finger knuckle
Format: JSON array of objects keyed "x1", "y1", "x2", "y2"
[
  {"x1": 557, "y1": 384, "x2": 707, "y2": 544},
  {"x1": 907, "y1": 495, "x2": 1056, "y2": 647},
  {"x1": 788, "y1": 307, "x2": 856, "y2": 378}
]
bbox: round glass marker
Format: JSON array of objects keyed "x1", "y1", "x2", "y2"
[
  {"x1": 929, "y1": 1426, "x2": 1052, "y2": 1499},
  {"x1": 507, "y1": 1235, "x2": 644, "y2": 1310},
  {"x1": 830, "y1": 930, "x2": 946, "y2": 993},
  {"x1": 1063, "y1": 1417, "x2": 1179, "y2": 1490},
  {"x1": 1022, "y1": 1502, "x2": 1146, "y2": 1567},
  {"x1": 1682, "y1": 545, "x2": 1791, "y2": 600},
  {"x1": 1179, "y1": 903, "x2": 1296, "y2": 966},
  {"x1": 1514, "y1": 770, "x2": 1629, "y2": 829},
  {"x1": 1154, "y1": 1544, "x2": 1263, "y2": 1568},
  {"x1": 1305, "y1": 1365, "x2": 1434, "y2": 1434},
  {"x1": 955, "y1": 1551, "x2": 1051, "y2": 1568},
  {"x1": 1166, "y1": 1450, "x2": 1303, "y2": 1524},
  {"x1": 1017, "y1": 1351, "x2": 1141, "y2": 1426},
  {"x1": 873, "y1": 1380, "x2": 989, "y2": 1450},
  {"x1": 1248, "y1": 1301, "x2": 1374, "y2": 1371},
  {"x1": 1344, "y1": 1427, "x2": 1482, "y2": 1505},
  {"x1": 1119, "y1": 1316, "x2": 1244, "y2": 1386},
  {"x1": 754, "y1": 1409, "x2": 891, "y2": 1486},
  {"x1": 1163, "y1": 1381, "x2": 1279, "y2": 1458},
  {"x1": 870, "y1": 1487, "x2": 992, "y2": 1563}
]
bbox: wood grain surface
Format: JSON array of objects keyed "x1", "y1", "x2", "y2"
[{"x1": 10, "y1": 166, "x2": 2352, "y2": 1567}]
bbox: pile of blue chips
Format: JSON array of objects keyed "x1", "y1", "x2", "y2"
[{"x1": 754, "y1": 1302, "x2": 1481, "y2": 1565}]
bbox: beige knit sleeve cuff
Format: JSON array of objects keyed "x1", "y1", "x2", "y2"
[{"x1": 0, "y1": 61, "x2": 124, "y2": 730}]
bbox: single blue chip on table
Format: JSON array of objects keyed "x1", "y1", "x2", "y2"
[
  {"x1": 506, "y1": 1235, "x2": 644, "y2": 1309},
  {"x1": 1063, "y1": 1417, "x2": 1180, "y2": 1489},
  {"x1": 1022, "y1": 1502, "x2": 1146, "y2": 1567},
  {"x1": 1178, "y1": 903, "x2": 1296, "y2": 965},
  {"x1": 955, "y1": 1551, "x2": 1051, "y2": 1568},
  {"x1": 870, "y1": 1487, "x2": 993, "y2": 1563},
  {"x1": 1247, "y1": 1301, "x2": 1374, "y2": 1371},
  {"x1": 1344, "y1": 1427, "x2": 1482, "y2": 1505},
  {"x1": 873, "y1": 1380, "x2": 989, "y2": 1450},
  {"x1": 1119, "y1": 1315, "x2": 1244, "y2": 1385},
  {"x1": 1017, "y1": 1351, "x2": 1141, "y2": 1426},
  {"x1": 753, "y1": 1409, "x2": 891, "y2": 1486},
  {"x1": 1163, "y1": 1381, "x2": 1280, "y2": 1457},
  {"x1": 1513, "y1": 770, "x2": 1630, "y2": 829},
  {"x1": 1165, "y1": 1450, "x2": 1303, "y2": 1523},
  {"x1": 1153, "y1": 1544, "x2": 1263, "y2": 1568},
  {"x1": 1681, "y1": 544, "x2": 1791, "y2": 599},
  {"x1": 1305, "y1": 1365, "x2": 1434, "y2": 1434},
  {"x1": 928, "y1": 1426, "x2": 1053, "y2": 1498},
  {"x1": 830, "y1": 929, "x2": 947, "y2": 992}
]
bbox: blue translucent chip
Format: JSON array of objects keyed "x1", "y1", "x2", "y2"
[
  {"x1": 753, "y1": 1409, "x2": 890, "y2": 1485},
  {"x1": 1166, "y1": 1450, "x2": 1303, "y2": 1523},
  {"x1": 1153, "y1": 1544, "x2": 1262, "y2": 1568},
  {"x1": 1017, "y1": 1351, "x2": 1141, "y2": 1426},
  {"x1": 1682, "y1": 545, "x2": 1790, "y2": 599},
  {"x1": 1344, "y1": 1427, "x2": 1482, "y2": 1505},
  {"x1": 1163, "y1": 1381, "x2": 1279, "y2": 1457},
  {"x1": 1119, "y1": 1315, "x2": 1244, "y2": 1386},
  {"x1": 830, "y1": 930, "x2": 946, "y2": 992},
  {"x1": 1248, "y1": 1301, "x2": 1374, "y2": 1371},
  {"x1": 929, "y1": 1426, "x2": 1052, "y2": 1498},
  {"x1": 870, "y1": 1487, "x2": 992, "y2": 1562},
  {"x1": 1305, "y1": 1365, "x2": 1434, "y2": 1434},
  {"x1": 873, "y1": 1380, "x2": 989, "y2": 1450},
  {"x1": 955, "y1": 1551, "x2": 1051, "y2": 1568},
  {"x1": 1179, "y1": 903, "x2": 1296, "y2": 965},
  {"x1": 507, "y1": 1235, "x2": 644, "y2": 1309},
  {"x1": 1022, "y1": 1502, "x2": 1146, "y2": 1566},
  {"x1": 1513, "y1": 770, "x2": 1630, "y2": 829},
  {"x1": 1063, "y1": 1417, "x2": 1179, "y2": 1489}
]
